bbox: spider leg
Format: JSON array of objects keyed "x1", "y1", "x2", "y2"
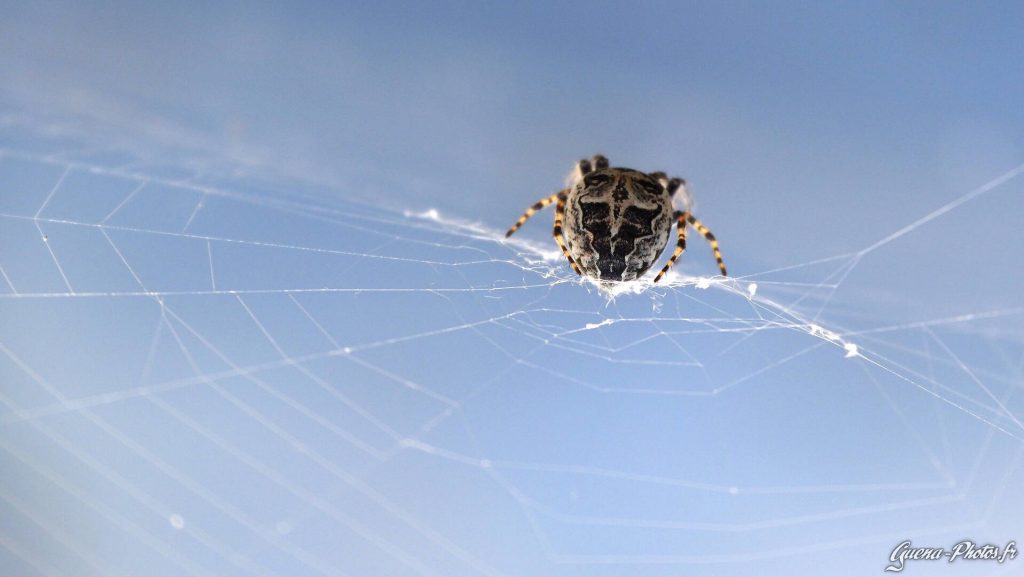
[
  {"x1": 505, "y1": 190, "x2": 566, "y2": 237},
  {"x1": 553, "y1": 197, "x2": 582, "y2": 276},
  {"x1": 684, "y1": 213, "x2": 727, "y2": 276},
  {"x1": 653, "y1": 211, "x2": 689, "y2": 283}
]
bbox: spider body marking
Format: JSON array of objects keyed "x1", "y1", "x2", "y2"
[
  {"x1": 505, "y1": 155, "x2": 727, "y2": 284},
  {"x1": 566, "y1": 167, "x2": 673, "y2": 282}
]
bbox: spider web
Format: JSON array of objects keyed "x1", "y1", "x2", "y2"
[{"x1": 1, "y1": 142, "x2": 1023, "y2": 577}]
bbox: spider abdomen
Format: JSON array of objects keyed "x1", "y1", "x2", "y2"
[{"x1": 563, "y1": 169, "x2": 674, "y2": 282}]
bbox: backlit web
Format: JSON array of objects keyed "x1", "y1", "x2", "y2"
[{"x1": 1, "y1": 143, "x2": 1023, "y2": 577}]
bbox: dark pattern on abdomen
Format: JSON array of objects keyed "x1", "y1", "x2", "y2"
[
  {"x1": 578, "y1": 202, "x2": 621, "y2": 280},
  {"x1": 570, "y1": 198, "x2": 667, "y2": 281},
  {"x1": 609, "y1": 204, "x2": 664, "y2": 278},
  {"x1": 563, "y1": 169, "x2": 674, "y2": 282}
]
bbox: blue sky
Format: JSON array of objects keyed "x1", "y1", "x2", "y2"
[{"x1": 2, "y1": 2, "x2": 1023, "y2": 576}]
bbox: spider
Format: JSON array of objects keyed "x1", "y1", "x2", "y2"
[{"x1": 505, "y1": 154, "x2": 727, "y2": 284}]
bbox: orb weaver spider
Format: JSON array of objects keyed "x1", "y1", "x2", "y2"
[{"x1": 506, "y1": 154, "x2": 727, "y2": 283}]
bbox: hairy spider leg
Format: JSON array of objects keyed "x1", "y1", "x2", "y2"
[
  {"x1": 686, "y1": 213, "x2": 727, "y2": 276},
  {"x1": 505, "y1": 190, "x2": 566, "y2": 237},
  {"x1": 653, "y1": 211, "x2": 690, "y2": 283},
  {"x1": 654, "y1": 212, "x2": 729, "y2": 282},
  {"x1": 553, "y1": 197, "x2": 582, "y2": 275}
]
